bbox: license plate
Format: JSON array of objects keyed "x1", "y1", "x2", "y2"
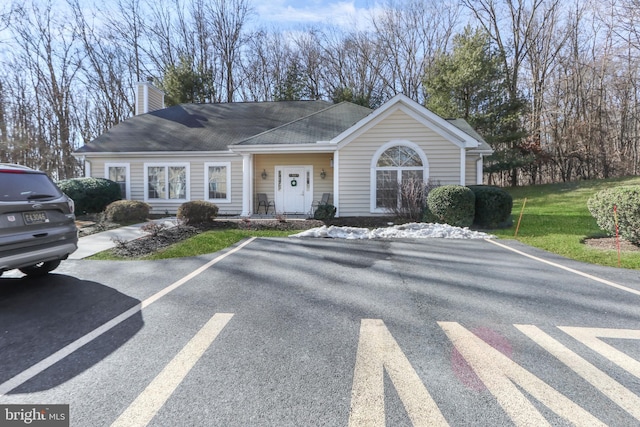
[{"x1": 23, "y1": 211, "x2": 48, "y2": 224}]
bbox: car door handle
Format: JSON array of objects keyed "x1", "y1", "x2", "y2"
[{"x1": 33, "y1": 233, "x2": 48, "y2": 238}]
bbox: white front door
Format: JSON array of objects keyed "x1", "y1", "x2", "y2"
[{"x1": 275, "y1": 166, "x2": 312, "y2": 214}]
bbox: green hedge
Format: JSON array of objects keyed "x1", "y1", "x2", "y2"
[
  {"x1": 314, "y1": 203, "x2": 336, "y2": 220},
  {"x1": 426, "y1": 185, "x2": 475, "y2": 227},
  {"x1": 57, "y1": 177, "x2": 121, "y2": 214},
  {"x1": 177, "y1": 200, "x2": 219, "y2": 225},
  {"x1": 587, "y1": 186, "x2": 640, "y2": 244},
  {"x1": 104, "y1": 200, "x2": 150, "y2": 223},
  {"x1": 468, "y1": 185, "x2": 513, "y2": 228}
]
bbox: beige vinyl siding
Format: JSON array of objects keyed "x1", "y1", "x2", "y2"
[
  {"x1": 254, "y1": 153, "x2": 334, "y2": 213},
  {"x1": 135, "y1": 83, "x2": 164, "y2": 115},
  {"x1": 135, "y1": 85, "x2": 145, "y2": 116},
  {"x1": 338, "y1": 109, "x2": 462, "y2": 216},
  {"x1": 88, "y1": 154, "x2": 243, "y2": 215},
  {"x1": 147, "y1": 90, "x2": 163, "y2": 112}
]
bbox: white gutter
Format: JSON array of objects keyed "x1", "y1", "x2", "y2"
[
  {"x1": 229, "y1": 143, "x2": 338, "y2": 154},
  {"x1": 72, "y1": 150, "x2": 239, "y2": 158}
]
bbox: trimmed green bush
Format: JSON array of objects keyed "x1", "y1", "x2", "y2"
[
  {"x1": 587, "y1": 186, "x2": 640, "y2": 244},
  {"x1": 177, "y1": 200, "x2": 219, "y2": 225},
  {"x1": 468, "y1": 185, "x2": 513, "y2": 228},
  {"x1": 314, "y1": 203, "x2": 337, "y2": 220},
  {"x1": 426, "y1": 185, "x2": 475, "y2": 227},
  {"x1": 57, "y1": 177, "x2": 121, "y2": 214},
  {"x1": 104, "y1": 200, "x2": 150, "y2": 223}
]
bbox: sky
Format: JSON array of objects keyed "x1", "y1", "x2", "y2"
[
  {"x1": 245, "y1": 0, "x2": 380, "y2": 30},
  {"x1": 0, "y1": 0, "x2": 382, "y2": 41}
]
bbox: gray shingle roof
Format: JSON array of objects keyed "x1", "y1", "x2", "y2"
[
  {"x1": 75, "y1": 99, "x2": 489, "y2": 153},
  {"x1": 76, "y1": 100, "x2": 339, "y2": 153},
  {"x1": 233, "y1": 102, "x2": 373, "y2": 145},
  {"x1": 446, "y1": 119, "x2": 493, "y2": 151}
]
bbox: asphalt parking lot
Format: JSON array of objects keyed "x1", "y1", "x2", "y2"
[{"x1": 1, "y1": 237, "x2": 640, "y2": 426}]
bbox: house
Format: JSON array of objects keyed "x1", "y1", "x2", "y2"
[{"x1": 73, "y1": 82, "x2": 493, "y2": 217}]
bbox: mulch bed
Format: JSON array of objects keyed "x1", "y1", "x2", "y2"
[
  {"x1": 583, "y1": 236, "x2": 640, "y2": 252},
  {"x1": 111, "y1": 225, "x2": 201, "y2": 258}
]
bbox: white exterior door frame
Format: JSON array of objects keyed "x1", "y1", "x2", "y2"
[{"x1": 274, "y1": 165, "x2": 313, "y2": 214}]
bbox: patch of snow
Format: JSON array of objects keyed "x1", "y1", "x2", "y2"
[{"x1": 290, "y1": 223, "x2": 495, "y2": 240}]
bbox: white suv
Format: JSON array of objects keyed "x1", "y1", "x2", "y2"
[{"x1": 0, "y1": 164, "x2": 78, "y2": 276}]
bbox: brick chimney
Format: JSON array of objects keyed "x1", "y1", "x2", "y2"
[{"x1": 135, "y1": 79, "x2": 165, "y2": 115}]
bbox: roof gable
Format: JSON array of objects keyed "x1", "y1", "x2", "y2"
[
  {"x1": 233, "y1": 102, "x2": 372, "y2": 146},
  {"x1": 333, "y1": 94, "x2": 482, "y2": 150}
]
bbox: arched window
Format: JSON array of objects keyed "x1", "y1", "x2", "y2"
[{"x1": 372, "y1": 142, "x2": 428, "y2": 211}]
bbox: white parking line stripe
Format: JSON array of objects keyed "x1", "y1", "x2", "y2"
[
  {"x1": 110, "y1": 313, "x2": 234, "y2": 427},
  {"x1": 0, "y1": 238, "x2": 256, "y2": 398},
  {"x1": 439, "y1": 322, "x2": 606, "y2": 426},
  {"x1": 558, "y1": 326, "x2": 640, "y2": 379},
  {"x1": 349, "y1": 319, "x2": 448, "y2": 427},
  {"x1": 485, "y1": 239, "x2": 640, "y2": 297},
  {"x1": 516, "y1": 324, "x2": 640, "y2": 421}
]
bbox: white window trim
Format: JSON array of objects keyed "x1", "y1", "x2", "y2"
[
  {"x1": 204, "y1": 162, "x2": 231, "y2": 204},
  {"x1": 104, "y1": 163, "x2": 130, "y2": 200},
  {"x1": 143, "y1": 162, "x2": 190, "y2": 202},
  {"x1": 369, "y1": 140, "x2": 429, "y2": 213}
]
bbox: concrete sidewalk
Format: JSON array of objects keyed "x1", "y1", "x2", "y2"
[{"x1": 70, "y1": 218, "x2": 177, "y2": 259}]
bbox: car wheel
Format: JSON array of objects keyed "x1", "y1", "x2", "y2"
[{"x1": 19, "y1": 260, "x2": 61, "y2": 276}]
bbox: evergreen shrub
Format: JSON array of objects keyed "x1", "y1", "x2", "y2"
[
  {"x1": 57, "y1": 177, "x2": 121, "y2": 214},
  {"x1": 426, "y1": 185, "x2": 475, "y2": 227},
  {"x1": 468, "y1": 185, "x2": 513, "y2": 228},
  {"x1": 314, "y1": 203, "x2": 337, "y2": 220},
  {"x1": 587, "y1": 186, "x2": 640, "y2": 244}
]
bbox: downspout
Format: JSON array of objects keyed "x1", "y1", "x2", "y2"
[
  {"x1": 82, "y1": 156, "x2": 91, "y2": 177},
  {"x1": 476, "y1": 154, "x2": 484, "y2": 185},
  {"x1": 460, "y1": 148, "x2": 466, "y2": 186},
  {"x1": 333, "y1": 152, "x2": 339, "y2": 217}
]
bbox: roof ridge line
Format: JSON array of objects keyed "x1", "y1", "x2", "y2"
[{"x1": 232, "y1": 101, "x2": 348, "y2": 145}]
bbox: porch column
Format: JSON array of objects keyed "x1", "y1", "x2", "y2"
[{"x1": 241, "y1": 153, "x2": 253, "y2": 217}]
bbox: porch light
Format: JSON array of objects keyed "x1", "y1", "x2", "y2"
[
  {"x1": 261, "y1": 169, "x2": 267, "y2": 179},
  {"x1": 320, "y1": 169, "x2": 326, "y2": 179}
]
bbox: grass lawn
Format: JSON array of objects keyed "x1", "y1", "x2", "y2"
[
  {"x1": 493, "y1": 176, "x2": 640, "y2": 270},
  {"x1": 89, "y1": 229, "x2": 295, "y2": 261},
  {"x1": 145, "y1": 229, "x2": 293, "y2": 260}
]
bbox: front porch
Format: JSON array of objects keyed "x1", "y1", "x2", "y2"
[{"x1": 242, "y1": 152, "x2": 335, "y2": 216}]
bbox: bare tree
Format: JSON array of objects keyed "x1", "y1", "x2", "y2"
[
  {"x1": 240, "y1": 29, "x2": 294, "y2": 101},
  {"x1": 69, "y1": 0, "x2": 135, "y2": 137},
  {"x1": 372, "y1": 0, "x2": 460, "y2": 102},
  {"x1": 320, "y1": 27, "x2": 387, "y2": 108},
  {"x1": 8, "y1": 1, "x2": 82, "y2": 178},
  {"x1": 206, "y1": 0, "x2": 253, "y2": 102},
  {"x1": 292, "y1": 29, "x2": 325, "y2": 100}
]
